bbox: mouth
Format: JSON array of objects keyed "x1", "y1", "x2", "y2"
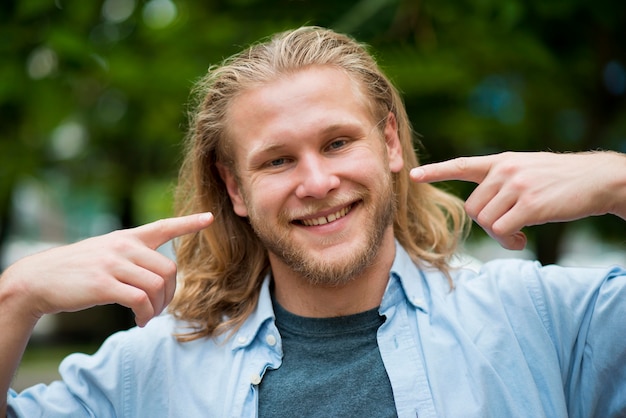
[{"x1": 296, "y1": 203, "x2": 355, "y2": 227}]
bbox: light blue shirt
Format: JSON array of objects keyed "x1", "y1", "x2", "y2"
[{"x1": 8, "y1": 242, "x2": 626, "y2": 417}]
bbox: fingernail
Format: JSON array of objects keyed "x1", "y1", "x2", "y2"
[
  {"x1": 199, "y1": 212, "x2": 213, "y2": 223},
  {"x1": 410, "y1": 167, "x2": 424, "y2": 179}
]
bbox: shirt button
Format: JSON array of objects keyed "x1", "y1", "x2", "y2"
[
  {"x1": 265, "y1": 334, "x2": 277, "y2": 346},
  {"x1": 237, "y1": 336, "x2": 247, "y2": 345},
  {"x1": 250, "y1": 374, "x2": 262, "y2": 385}
]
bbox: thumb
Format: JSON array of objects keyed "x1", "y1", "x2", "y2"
[{"x1": 493, "y1": 230, "x2": 527, "y2": 251}]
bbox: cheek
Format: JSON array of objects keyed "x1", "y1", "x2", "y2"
[
  {"x1": 358, "y1": 157, "x2": 395, "y2": 195},
  {"x1": 244, "y1": 177, "x2": 292, "y2": 216},
  {"x1": 349, "y1": 149, "x2": 392, "y2": 181}
]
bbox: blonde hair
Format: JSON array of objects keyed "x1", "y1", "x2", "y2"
[{"x1": 170, "y1": 26, "x2": 469, "y2": 341}]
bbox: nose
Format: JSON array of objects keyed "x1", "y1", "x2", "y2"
[{"x1": 294, "y1": 154, "x2": 340, "y2": 199}]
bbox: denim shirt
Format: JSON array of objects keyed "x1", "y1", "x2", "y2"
[{"x1": 8, "y1": 242, "x2": 626, "y2": 417}]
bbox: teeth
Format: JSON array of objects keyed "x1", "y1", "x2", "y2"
[{"x1": 301, "y1": 205, "x2": 351, "y2": 226}]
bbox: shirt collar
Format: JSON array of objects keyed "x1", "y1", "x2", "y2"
[
  {"x1": 230, "y1": 274, "x2": 275, "y2": 350},
  {"x1": 382, "y1": 240, "x2": 430, "y2": 314}
]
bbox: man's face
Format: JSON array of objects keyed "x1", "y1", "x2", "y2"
[{"x1": 220, "y1": 66, "x2": 404, "y2": 286}]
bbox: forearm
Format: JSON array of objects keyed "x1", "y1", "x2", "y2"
[{"x1": 0, "y1": 266, "x2": 39, "y2": 416}]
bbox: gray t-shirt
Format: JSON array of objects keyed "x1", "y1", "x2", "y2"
[{"x1": 258, "y1": 299, "x2": 398, "y2": 417}]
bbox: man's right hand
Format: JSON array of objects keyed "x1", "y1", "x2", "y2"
[{"x1": 0, "y1": 212, "x2": 213, "y2": 327}]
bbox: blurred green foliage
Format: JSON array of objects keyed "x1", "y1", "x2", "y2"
[{"x1": 1, "y1": 0, "x2": 625, "y2": 264}]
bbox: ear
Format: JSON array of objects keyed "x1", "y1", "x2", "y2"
[
  {"x1": 382, "y1": 112, "x2": 404, "y2": 173},
  {"x1": 216, "y1": 162, "x2": 249, "y2": 217}
]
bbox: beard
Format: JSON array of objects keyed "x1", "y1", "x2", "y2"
[{"x1": 244, "y1": 173, "x2": 396, "y2": 287}]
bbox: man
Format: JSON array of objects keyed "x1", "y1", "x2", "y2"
[{"x1": 2, "y1": 26, "x2": 625, "y2": 417}]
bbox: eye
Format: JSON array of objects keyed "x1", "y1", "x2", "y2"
[
  {"x1": 269, "y1": 158, "x2": 286, "y2": 167},
  {"x1": 326, "y1": 139, "x2": 348, "y2": 151},
  {"x1": 264, "y1": 157, "x2": 293, "y2": 169}
]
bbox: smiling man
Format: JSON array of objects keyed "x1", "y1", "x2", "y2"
[{"x1": 3, "y1": 26, "x2": 626, "y2": 417}]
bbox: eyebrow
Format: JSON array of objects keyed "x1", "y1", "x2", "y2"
[
  {"x1": 248, "y1": 142, "x2": 284, "y2": 157},
  {"x1": 320, "y1": 121, "x2": 368, "y2": 136}
]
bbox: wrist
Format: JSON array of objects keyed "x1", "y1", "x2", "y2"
[
  {"x1": 604, "y1": 151, "x2": 626, "y2": 220},
  {"x1": 0, "y1": 263, "x2": 43, "y2": 326}
]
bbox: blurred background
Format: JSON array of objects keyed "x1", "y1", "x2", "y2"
[{"x1": 2, "y1": 0, "x2": 625, "y2": 388}]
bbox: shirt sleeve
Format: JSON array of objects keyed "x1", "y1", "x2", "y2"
[
  {"x1": 521, "y1": 262, "x2": 626, "y2": 418},
  {"x1": 7, "y1": 329, "x2": 132, "y2": 418}
]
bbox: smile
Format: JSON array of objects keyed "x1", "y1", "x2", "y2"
[{"x1": 299, "y1": 204, "x2": 354, "y2": 226}]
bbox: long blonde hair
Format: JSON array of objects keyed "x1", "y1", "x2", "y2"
[{"x1": 170, "y1": 26, "x2": 469, "y2": 341}]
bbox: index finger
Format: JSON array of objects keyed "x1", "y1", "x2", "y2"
[
  {"x1": 133, "y1": 212, "x2": 214, "y2": 249},
  {"x1": 410, "y1": 156, "x2": 495, "y2": 184}
]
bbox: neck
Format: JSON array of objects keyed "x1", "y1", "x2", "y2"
[{"x1": 270, "y1": 229, "x2": 396, "y2": 318}]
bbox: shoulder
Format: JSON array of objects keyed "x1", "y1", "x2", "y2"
[
  {"x1": 422, "y1": 258, "x2": 626, "y2": 318},
  {"x1": 443, "y1": 259, "x2": 626, "y2": 329},
  {"x1": 451, "y1": 258, "x2": 624, "y2": 292},
  {"x1": 58, "y1": 313, "x2": 234, "y2": 398},
  {"x1": 59, "y1": 315, "x2": 181, "y2": 374},
  {"x1": 60, "y1": 313, "x2": 226, "y2": 378},
  {"x1": 99, "y1": 313, "x2": 184, "y2": 353}
]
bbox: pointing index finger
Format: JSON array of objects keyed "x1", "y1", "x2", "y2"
[
  {"x1": 410, "y1": 155, "x2": 495, "y2": 185},
  {"x1": 133, "y1": 212, "x2": 214, "y2": 249}
]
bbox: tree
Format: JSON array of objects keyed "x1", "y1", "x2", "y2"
[{"x1": 2, "y1": 0, "x2": 624, "y2": 341}]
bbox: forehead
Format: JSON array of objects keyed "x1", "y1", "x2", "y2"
[{"x1": 224, "y1": 66, "x2": 376, "y2": 159}]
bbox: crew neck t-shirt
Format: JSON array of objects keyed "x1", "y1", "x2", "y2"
[{"x1": 257, "y1": 299, "x2": 398, "y2": 417}]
